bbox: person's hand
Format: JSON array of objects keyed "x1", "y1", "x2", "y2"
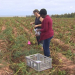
[
  {"x1": 34, "y1": 25, "x2": 38, "y2": 28},
  {"x1": 30, "y1": 22, "x2": 34, "y2": 25},
  {"x1": 35, "y1": 34, "x2": 38, "y2": 36},
  {"x1": 35, "y1": 33, "x2": 39, "y2": 36},
  {"x1": 36, "y1": 29, "x2": 41, "y2": 32}
]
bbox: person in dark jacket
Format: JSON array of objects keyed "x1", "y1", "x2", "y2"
[
  {"x1": 36, "y1": 9, "x2": 54, "y2": 57},
  {"x1": 30, "y1": 9, "x2": 43, "y2": 46}
]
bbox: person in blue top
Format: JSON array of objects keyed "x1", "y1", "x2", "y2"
[{"x1": 30, "y1": 9, "x2": 43, "y2": 46}]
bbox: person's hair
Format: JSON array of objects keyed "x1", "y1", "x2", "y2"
[
  {"x1": 33, "y1": 9, "x2": 39, "y2": 14},
  {"x1": 39, "y1": 9, "x2": 47, "y2": 15}
]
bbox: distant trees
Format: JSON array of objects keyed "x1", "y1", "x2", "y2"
[
  {"x1": 26, "y1": 15, "x2": 35, "y2": 17},
  {"x1": 24, "y1": 12, "x2": 75, "y2": 18},
  {"x1": 51, "y1": 12, "x2": 75, "y2": 18}
]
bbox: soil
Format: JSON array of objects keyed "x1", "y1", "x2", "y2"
[
  {"x1": 2, "y1": 26, "x2": 6, "y2": 31},
  {"x1": 17, "y1": 23, "x2": 75, "y2": 74},
  {"x1": 57, "y1": 53, "x2": 75, "y2": 74},
  {"x1": 0, "y1": 21, "x2": 75, "y2": 75},
  {"x1": 13, "y1": 27, "x2": 17, "y2": 37},
  {"x1": 0, "y1": 64, "x2": 13, "y2": 75},
  {"x1": 52, "y1": 38, "x2": 75, "y2": 53},
  {"x1": 0, "y1": 40, "x2": 13, "y2": 75}
]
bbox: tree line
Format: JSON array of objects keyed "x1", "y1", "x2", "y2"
[
  {"x1": 51, "y1": 12, "x2": 75, "y2": 18},
  {"x1": 25, "y1": 12, "x2": 75, "y2": 18}
]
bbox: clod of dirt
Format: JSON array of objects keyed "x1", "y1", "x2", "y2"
[
  {"x1": 57, "y1": 53, "x2": 75, "y2": 74},
  {"x1": 2, "y1": 26, "x2": 6, "y2": 31}
]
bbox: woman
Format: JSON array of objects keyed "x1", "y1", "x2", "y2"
[
  {"x1": 37, "y1": 9, "x2": 54, "y2": 57},
  {"x1": 30, "y1": 9, "x2": 43, "y2": 46}
]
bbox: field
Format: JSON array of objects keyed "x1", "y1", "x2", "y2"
[{"x1": 0, "y1": 17, "x2": 75, "y2": 75}]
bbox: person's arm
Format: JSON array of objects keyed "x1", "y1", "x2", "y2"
[
  {"x1": 30, "y1": 22, "x2": 35, "y2": 25},
  {"x1": 40, "y1": 19, "x2": 48, "y2": 32},
  {"x1": 39, "y1": 17, "x2": 44, "y2": 22},
  {"x1": 36, "y1": 19, "x2": 49, "y2": 32},
  {"x1": 34, "y1": 24, "x2": 41, "y2": 28}
]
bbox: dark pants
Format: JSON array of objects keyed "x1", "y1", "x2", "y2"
[
  {"x1": 36, "y1": 36, "x2": 43, "y2": 45},
  {"x1": 43, "y1": 36, "x2": 53, "y2": 57}
]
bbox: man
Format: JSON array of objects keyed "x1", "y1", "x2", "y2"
[
  {"x1": 30, "y1": 9, "x2": 43, "y2": 46},
  {"x1": 37, "y1": 9, "x2": 54, "y2": 57}
]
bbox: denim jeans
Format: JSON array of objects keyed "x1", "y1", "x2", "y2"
[{"x1": 43, "y1": 36, "x2": 53, "y2": 57}]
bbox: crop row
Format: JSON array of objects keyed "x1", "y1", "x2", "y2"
[{"x1": 0, "y1": 17, "x2": 75, "y2": 75}]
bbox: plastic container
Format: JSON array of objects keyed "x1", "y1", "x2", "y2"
[{"x1": 25, "y1": 53, "x2": 52, "y2": 71}]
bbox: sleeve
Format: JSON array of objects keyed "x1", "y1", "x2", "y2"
[{"x1": 40, "y1": 19, "x2": 48, "y2": 32}]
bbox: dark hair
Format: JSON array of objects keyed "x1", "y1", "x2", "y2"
[
  {"x1": 39, "y1": 9, "x2": 47, "y2": 15},
  {"x1": 33, "y1": 9, "x2": 39, "y2": 13}
]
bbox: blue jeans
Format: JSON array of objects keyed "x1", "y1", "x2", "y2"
[{"x1": 43, "y1": 36, "x2": 53, "y2": 57}]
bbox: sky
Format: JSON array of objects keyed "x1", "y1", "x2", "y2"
[{"x1": 0, "y1": 0, "x2": 75, "y2": 17}]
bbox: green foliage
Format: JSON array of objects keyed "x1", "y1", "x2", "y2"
[
  {"x1": 58, "y1": 70, "x2": 66, "y2": 75},
  {"x1": 0, "y1": 51, "x2": 3, "y2": 59},
  {"x1": 0, "y1": 33, "x2": 5, "y2": 40},
  {"x1": 62, "y1": 50, "x2": 73, "y2": 59},
  {"x1": 58, "y1": 33, "x2": 63, "y2": 38},
  {"x1": 51, "y1": 12, "x2": 75, "y2": 18},
  {"x1": 17, "y1": 27, "x2": 25, "y2": 35},
  {"x1": 16, "y1": 34, "x2": 27, "y2": 43},
  {"x1": 10, "y1": 62, "x2": 27, "y2": 75},
  {"x1": 66, "y1": 50, "x2": 72, "y2": 56},
  {"x1": 30, "y1": 37, "x2": 36, "y2": 44},
  {"x1": 12, "y1": 50, "x2": 24, "y2": 59},
  {"x1": 56, "y1": 46, "x2": 61, "y2": 52},
  {"x1": 0, "y1": 26, "x2": 13, "y2": 39},
  {"x1": 0, "y1": 17, "x2": 75, "y2": 75},
  {"x1": 48, "y1": 68, "x2": 66, "y2": 75},
  {"x1": 24, "y1": 48, "x2": 40, "y2": 56},
  {"x1": 65, "y1": 37, "x2": 70, "y2": 44}
]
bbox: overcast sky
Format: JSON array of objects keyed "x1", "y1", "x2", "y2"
[{"x1": 0, "y1": 0, "x2": 75, "y2": 16}]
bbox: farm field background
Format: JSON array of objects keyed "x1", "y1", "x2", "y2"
[{"x1": 0, "y1": 17, "x2": 75, "y2": 75}]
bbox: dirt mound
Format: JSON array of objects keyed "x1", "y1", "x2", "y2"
[
  {"x1": 0, "y1": 65, "x2": 13, "y2": 75},
  {"x1": 2, "y1": 26, "x2": 6, "y2": 31},
  {"x1": 13, "y1": 27, "x2": 17, "y2": 37},
  {"x1": 57, "y1": 53, "x2": 75, "y2": 74},
  {"x1": 52, "y1": 38, "x2": 75, "y2": 53}
]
